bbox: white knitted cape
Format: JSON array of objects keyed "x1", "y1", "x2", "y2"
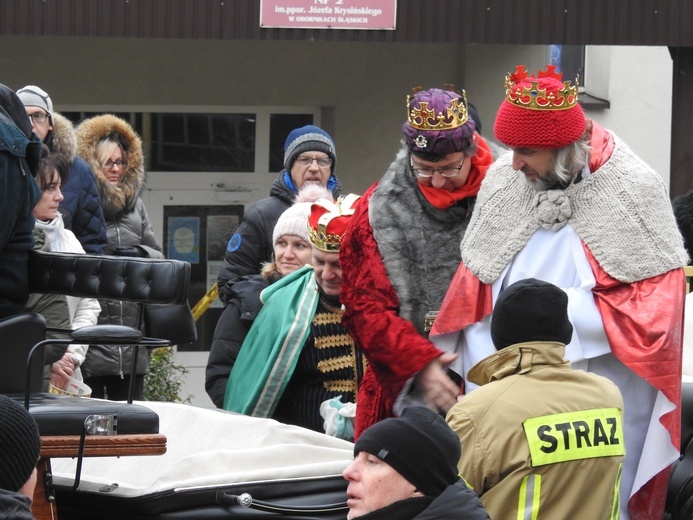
[{"x1": 461, "y1": 134, "x2": 687, "y2": 284}]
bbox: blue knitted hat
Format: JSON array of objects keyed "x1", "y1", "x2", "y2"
[{"x1": 283, "y1": 125, "x2": 336, "y2": 174}]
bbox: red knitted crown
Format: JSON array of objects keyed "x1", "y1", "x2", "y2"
[{"x1": 494, "y1": 65, "x2": 585, "y2": 149}]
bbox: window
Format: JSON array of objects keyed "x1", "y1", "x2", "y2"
[
  {"x1": 151, "y1": 113, "x2": 256, "y2": 172},
  {"x1": 269, "y1": 113, "x2": 314, "y2": 172},
  {"x1": 549, "y1": 45, "x2": 610, "y2": 109},
  {"x1": 63, "y1": 111, "x2": 316, "y2": 173},
  {"x1": 550, "y1": 45, "x2": 585, "y2": 87}
]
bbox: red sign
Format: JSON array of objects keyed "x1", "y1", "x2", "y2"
[{"x1": 260, "y1": 0, "x2": 397, "y2": 30}]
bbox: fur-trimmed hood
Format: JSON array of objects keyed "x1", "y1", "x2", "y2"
[
  {"x1": 49, "y1": 112, "x2": 78, "y2": 162},
  {"x1": 75, "y1": 115, "x2": 145, "y2": 220}
]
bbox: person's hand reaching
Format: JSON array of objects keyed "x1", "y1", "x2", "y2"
[{"x1": 414, "y1": 353, "x2": 462, "y2": 415}]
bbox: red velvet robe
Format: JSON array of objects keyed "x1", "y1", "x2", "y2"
[
  {"x1": 340, "y1": 138, "x2": 493, "y2": 438},
  {"x1": 340, "y1": 183, "x2": 443, "y2": 438}
]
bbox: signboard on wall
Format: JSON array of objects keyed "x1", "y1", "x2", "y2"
[{"x1": 260, "y1": 0, "x2": 397, "y2": 30}]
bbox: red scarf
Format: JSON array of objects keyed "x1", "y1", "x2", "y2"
[{"x1": 417, "y1": 135, "x2": 494, "y2": 209}]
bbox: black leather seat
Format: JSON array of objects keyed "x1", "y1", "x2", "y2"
[
  {"x1": 0, "y1": 250, "x2": 194, "y2": 437},
  {"x1": 0, "y1": 312, "x2": 47, "y2": 396}
]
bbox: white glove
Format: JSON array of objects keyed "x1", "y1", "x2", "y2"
[{"x1": 320, "y1": 396, "x2": 356, "y2": 441}]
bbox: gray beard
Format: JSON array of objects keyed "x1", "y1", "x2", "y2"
[{"x1": 528, "y1": 170, "x2": 570, "y2": 191}]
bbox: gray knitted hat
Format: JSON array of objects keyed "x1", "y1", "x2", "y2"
[
  {"x1": 0, "y1": 395, "x2": 41, "y2": 492},
  {"x1": 17, "y1": 85, "x2": 54, "y2": 122}
]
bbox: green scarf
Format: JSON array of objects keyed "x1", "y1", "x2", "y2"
[{"x1": 223, "y1": 266, "x2": 319, "y2": 416}]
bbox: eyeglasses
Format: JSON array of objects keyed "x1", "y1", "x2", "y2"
[
  {"x1": 295, "y1": 155, "x2": 333, "y2": 168},
  {"x1": 103, "y1": 159, "x2": 128, "y2": 169},
  {"x1": 410, "y1": 156, "x2": 466, "y2": 179},
  {"x1": 28, "y1": 112, "x2": 50, "y2": 124}
]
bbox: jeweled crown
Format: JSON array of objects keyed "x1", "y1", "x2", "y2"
[
  {"x1": 406, "y1": 85, "x2": 468, "y2": 131},
  {"x1": 504, "y1": 65, "x2": 579, "y2": 111},
  {"x1": 308, "y1": 194, "x2": 360, "y2": 253}
]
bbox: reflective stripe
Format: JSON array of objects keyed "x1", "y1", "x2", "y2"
[
  {"x1": 610, "y1": 463, "x2": 622, "y2": 519},
  {"x1": 517, "y1": 474, "x2": 541, "y2": 520},
  {"x1": 523, "y1": 407, "x2": 624, "y2": 467}
]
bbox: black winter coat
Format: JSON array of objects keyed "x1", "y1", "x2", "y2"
[
  {"x1": 205, "y1": 274, "x2": 268, "y2": 407},
  {"x1": 356, "y1": 480, "x2": 489, "y2": 520}
]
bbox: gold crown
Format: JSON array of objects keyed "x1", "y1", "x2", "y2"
[
  {"x1": 504, "y1": 65, "x2": 579, "y2": 111},
  {"x1": 406, "y1": 85, "x2": 468, "y2": 131},
  {"x1": 308, "y1": 194, "x2": 360, "y2": 253}
]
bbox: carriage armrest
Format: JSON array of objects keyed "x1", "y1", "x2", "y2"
[
  {"x1": 28, "y1": 250, "x2": 190, "y2": 305},
  {"x1": 17, "y1": 394, "x2": 160, "y2": 436}
]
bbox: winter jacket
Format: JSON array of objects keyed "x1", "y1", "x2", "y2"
[
  {"x1": 76, "y1": 115, "x2": 164, "y2": 379},
  {"x1": 355, "y1": 480, "x2": 489, "y2": 520},
  {"x1": 27, "y1": 215, "x2": 101, "y2": 372},
  {"x1": 447, "y1": 342, "x2": 624, "y2": 520},
  {"x1": 216, "y1": 171, "x2": 341, "y2": 304},
  {"x1": 205, "y1": 273, "x2": 268, "y2": 407},
  {"x1": 0, "y1": 488, "x2": 34, "y2": 520},
  {"x1": 48, "y1": 113, "x2": 108, "y2": 254},
  {"x1": 0, "y1": 84, "x2": 42, "y2": 319}
]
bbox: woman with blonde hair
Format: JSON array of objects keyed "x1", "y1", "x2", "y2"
[{"x1": 76, "y1": 115, "x2": 164, "y2": 400}]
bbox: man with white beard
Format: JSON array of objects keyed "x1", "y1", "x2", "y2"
[{"x1": 432, "y1": 64, "x2": 687, "y2": 520}]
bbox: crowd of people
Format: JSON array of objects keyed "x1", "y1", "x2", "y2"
[{"x1": 1, "y1": 62, "x2": 689, "y2": 519}]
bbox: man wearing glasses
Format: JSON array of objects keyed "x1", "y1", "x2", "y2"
[
  {"x1": 17, "y1": 85, "x2": 108, "y2": 255},
  {"x1": 339, "y1": 86, "x2": 494, "y2": 437},
  {"x1": 217, "y1": 124, "x2": 341, "y2": 304}
]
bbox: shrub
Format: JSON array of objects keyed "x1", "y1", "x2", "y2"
[{"x1": 143, "y1": 348, "x2": 191, "y2": 403}]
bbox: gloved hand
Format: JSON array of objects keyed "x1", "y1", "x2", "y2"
[{"x1": 112, "y1": 245, "x2": 147, "y2": 258}]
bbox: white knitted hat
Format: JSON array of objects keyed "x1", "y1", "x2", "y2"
[{"x1": 273, "y1": 185, "x2": 333, "y2": 245}]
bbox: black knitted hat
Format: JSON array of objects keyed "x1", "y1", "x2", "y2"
[
  {"x1": 491, "y1": 278, "x2": 573, "y2": 350},
  {"x1": 0, "y1": 395, "x2": 41, "y2": 492},
  {"x1": 353, "y1": 407, "x2": 460, "y2": 496}
]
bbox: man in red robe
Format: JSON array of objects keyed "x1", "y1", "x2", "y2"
[
  {"x1": 432, "y1": 65, "x2": 687, "y2": 520},
  {"x1": 340, "y1": 86, "x2": 493, "y2": 437}
]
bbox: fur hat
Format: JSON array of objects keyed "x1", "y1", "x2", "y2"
[
  {"x1": 283, "y1": 125, "x2": 336, "y2": 174},
  {"x1": 402, "y1": 87, "x2": 476, "y2": 157},
  {"x1": 0, "y1": 396, "x2": 41, "y2": 492},
  {"x1": 17, "y1": 85, "x2": 54, "y2": 123},
  {"x1": 491, "y1": 278, "x2": 574, "y2": 350},
  {"x1": 494, "y1": 65, "x2": 586, "y2": 149},
  {"x1": 354, "y1": 407, "x2": 460, "y2": 496},
  {"x1": 76, "y1": 114, "x2": 145, "y2": 220},
  {"x1": 272, "y1": 184, "x2": 334, "y2": 245}
]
